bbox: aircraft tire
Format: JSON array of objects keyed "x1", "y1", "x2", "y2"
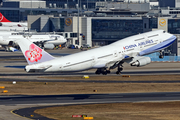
[
  {"x1": 106, "y1": 70, "x2": 110, "y2": 74},
  {"x1": 95, "y1": 70, "x2": 101, "y2": 74},
  {"x1": 116, "y1": 71, "x2": 121, "y2": 75},
  {"x1": 102, "y1": 71, "x2": 107, "y2": 75},
  {"x1": 118, "y1": 67, "x2": 123, "y2": 71},
  {"x1": 159, "y1": 55, "x2": 164, "y2": 59}
]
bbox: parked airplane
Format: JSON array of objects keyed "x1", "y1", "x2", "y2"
[
  {"x1": 0, "y1": 13, "x2": 27, "y2": 27},
  {"x1": 15, "y1": 30, "x2": 176, "y2": 74},
  {"x1": 0, "y1": 34, "x2": 67, "y2": 51}
]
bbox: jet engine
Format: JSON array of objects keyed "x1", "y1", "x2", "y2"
[
  {"x1": 130, "y1": 56, "x2": 151, "y2": 67},
  {"x1": 44, "y1": 43, "x2": 55, "y2": 49}
]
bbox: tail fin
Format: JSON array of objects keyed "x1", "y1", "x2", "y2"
[
  {"x1": 0, "y1": 13, "x2": 11, "y2": 22},
  {"x1": 15, "y1": 38, "x2": 55, "y2": 65}
]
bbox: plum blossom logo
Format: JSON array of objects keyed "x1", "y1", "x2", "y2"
[{"x1": 25, "y1": 44, "x2": 42, "y2": 62}]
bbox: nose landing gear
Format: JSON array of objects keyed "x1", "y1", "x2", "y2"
[{"x1": 159, "y1": 50, "x2": 164, "y2": 59}]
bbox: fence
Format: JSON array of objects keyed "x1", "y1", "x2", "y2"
[{"x1": 146, "y1": 53, "x2": 180, "y2": 62}]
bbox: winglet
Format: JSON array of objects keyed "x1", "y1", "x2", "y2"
[
  {"x1": 15, "y1": 38, "x2": 55, "y2": 65},
  {"x1": 0, "y1": 13, "x2": 11, "y2": 22}
]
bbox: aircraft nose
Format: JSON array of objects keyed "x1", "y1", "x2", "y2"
[
  {"x1": 0, "y1": 39, "x2": 9, "y2": 45},
  {"x1": 64, "y1": 38, "x2": 67, "y2": 42}
]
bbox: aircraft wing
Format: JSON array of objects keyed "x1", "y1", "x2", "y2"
[
  {"x1": 30, "y1": 39, "x2": 54, "y2": 43},
  {"x1": 105, "y1": 51, "x2": 140, "y2": 69},
  {"x1": 30, "y1": 37, "x2": 59, "y2": 43}
]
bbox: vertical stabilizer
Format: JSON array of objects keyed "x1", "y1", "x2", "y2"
[
  {"x1": 15, "y1": 38, "x2": 55, "y2": 65},
  {"x1": 0, "y1": 13, "x2": 11, "y2": 22}
]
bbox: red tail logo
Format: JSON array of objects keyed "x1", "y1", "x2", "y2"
[
  {"x1": 25, "y1": 44, "x2": 42, "y2": 63},
  {"x1": 0, "y1": 13, "x2": 11, "y2": 22}
]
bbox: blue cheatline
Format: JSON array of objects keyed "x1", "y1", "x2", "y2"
[{"x1": 4, "y1": 66, "x2": 25, "y2": 69}]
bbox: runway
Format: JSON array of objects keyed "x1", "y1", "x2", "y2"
[
  {"x1": 2, "y1": 92, "x2": 180, "y2": 105},
  {"x1": 0, "y1": 49, "x2": 180, "y2": 120}
]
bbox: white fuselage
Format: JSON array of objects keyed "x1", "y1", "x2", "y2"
[
  {"x1": 0, "y1": 22, "x2": 27, "y2": 27},
  {"x1": 0, "y1": 22, "x2": 28, "y2": 31},
  {"x1": 0, "y1": 27, "x2": 27, "y2": 31},
  {"x1": 25, "y1": 30, "x2": 176, "y2": 72},
  {"x1": 0, "y1": 34, "x2": 67, "y2": 46}
]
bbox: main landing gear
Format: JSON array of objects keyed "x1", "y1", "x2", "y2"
[
  {"x1": 95, "y1": 61, "x2": 124, "y2": 75},
  {"x1": 116, "y1": 65, "x2": 123, "y2": 75},
  {"x1": 95, "y1": 68, "x2": 110, "y2": 75},
  {"x1": 159, "y1": 50, "x2": 164, "y2": 59}
]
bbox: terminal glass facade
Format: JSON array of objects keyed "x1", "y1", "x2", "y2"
[
  {"x1": 50, "y1": 18, "x2": 64, "y2": 32},
  {"x1": 168, "y1": 19, "x2": 180, "y2": 34},
  {"x1": 0, "y1": 10, "x2": 19, "y2": 22},
  {"x1": 92, "y1": 19, "x2": 143, "y2": 44},
  {"x1": 149, "y1": 18, "x2": 158, "y2": 29}
]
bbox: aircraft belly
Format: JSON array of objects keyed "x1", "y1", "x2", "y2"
[{"x1": 92, "y1": 59, "x2": 110, "y2": 69}]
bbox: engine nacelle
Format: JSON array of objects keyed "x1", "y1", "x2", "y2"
[
  {"x1": 130, "y1": 56, "x2": 151, "y2": 67},
  {"x1": 44, "y1": 43, "x2": 55, "y2": 49}
]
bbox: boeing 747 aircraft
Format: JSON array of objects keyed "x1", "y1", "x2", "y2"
[{"x1": 15, "y1": 30, "x2": 176, "y2": 74}]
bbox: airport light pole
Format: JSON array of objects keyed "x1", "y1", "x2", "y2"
[
  {"x1": 77, "y1": 0, "x2": 79, "y2": 45},
  {"x1": 87, "y1": 0, "x2": 88, "y2": 10}
]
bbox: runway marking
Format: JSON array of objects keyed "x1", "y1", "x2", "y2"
[
  {"x1": 0, "y1": 76, "x2": 27, "y2": 78},
  {"x1": 166, "y1": 94, "x2": 180, "y2": 96}
]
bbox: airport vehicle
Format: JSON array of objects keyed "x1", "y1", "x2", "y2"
[
  {"x1": 15, "y1": 30, "x2": 176, "y2": 74},
  {"x1": 82, "y1": 44, "x2": 91, "y2": 48},
  {"x1": 80, "y1": 44, "x2": 91, "y2": 50},
  {"x1": 0, "y1": 34, "x2": 67, "y2": 51},
  {"x1": 8, "y1": 47, "x2": 18, "y2": 52},
  {"x1": 68, "y1": 44, "x2": 76, "y2": 49},
  {"x1": 0, "y1": 13, "x2": 27, "y2": 27}
]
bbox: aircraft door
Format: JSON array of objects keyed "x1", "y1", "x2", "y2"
[
  {"x1": 91, "y1": 56, "x2": 96, "y2": 66},
  {"x1": 114, "y1": 50, "x2": 118, "y2": 57},
  {"x1": 59, "y1": 64, "x2": 64, "y2": 71}
]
